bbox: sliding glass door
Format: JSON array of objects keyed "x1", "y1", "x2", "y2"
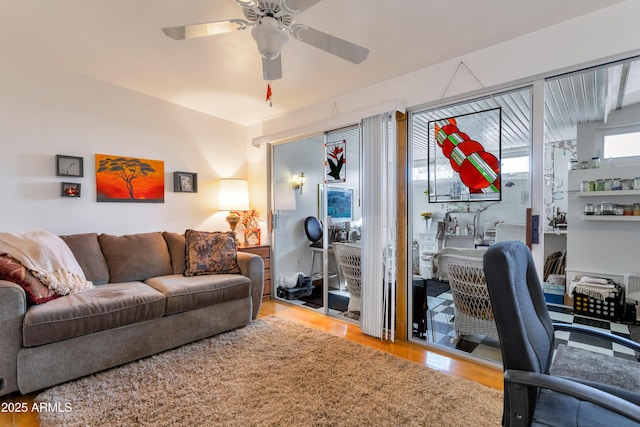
[
  {"x1": 269, "y1": 110, "x2": 398, "y2": 340},
  {"x1": 408, "y1": 87, "x2": 532, "y2": 363},
  {"x1": 270, "y1": 126, "x2": 362, "y2": 322}
]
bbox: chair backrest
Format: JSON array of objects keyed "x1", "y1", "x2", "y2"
[
  {"x1": 304, "y1": 216, "x2": 323, "y2": 243},
  {"x1": 444, "y1": 255, "x2": 493, "y2": 320},
  {"x1": 333, "y1": 243, "x2": 361, "y2": 286},
  {"x1": 483, "y1": 240, "x2": 555, "y2": 375}
]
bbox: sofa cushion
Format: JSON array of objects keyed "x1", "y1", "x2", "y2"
[
  {"x1": 22, "y1": 282, "x2": 166, "y2": 347},
  {"x1": 60, "y1": 233, "x2": 110, "y2": 285},
  {"x1": 145, "y1": 274, "x2": 251, "y2": 315},
  {"x1": 99, "y1": 232, "x2": 172, "y2": 283},
  {"x1": 0, "y1": 254, "x2": 61, "y2": 304},
  {"x1": 184, "y1": 230, "x2": 240, "y2": 276},
  {"x1": 162, "y1": 231, "x2": 186, "y2": 274}
]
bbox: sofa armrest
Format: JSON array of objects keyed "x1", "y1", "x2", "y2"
[
  {"x1": 236, "y1": 252, "x2": 264, "y2": 319},
  {"x1": 0, "y1": 280, "x2": 27, "y2": 396}
]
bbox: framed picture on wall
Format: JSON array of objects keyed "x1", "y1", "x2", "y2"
[
  {"x1": 318, "y1": 185, "x2": 353, "y2": 222},
  {"x1": 325, "y1": 140, "x2": 346, "y2": 183},
  {"x1": 56, "y1": 155, "x2": 84, "y2": 177},
  {"x1": 95, "y1": 154, "x2": 164, "y2": 203},
  {"x1": 61, "y1": 182, "x2": 81, "y2": 197},
  {"x1": 173, "y1": 171, "x2": 198, "y2": 193}
]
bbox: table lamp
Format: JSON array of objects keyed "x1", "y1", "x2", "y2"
[{"x1": 218, "y1": 179, "x2": 249, "y2": 232}]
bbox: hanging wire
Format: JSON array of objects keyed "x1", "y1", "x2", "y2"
[
  {"x1": 420, "y1": 60, "x2": 501, "y2": 134},
  {"x1": 420, "y1": 60, "x2": 502, "y2": 202},
  {"x1": 331, "y1": 102, "x2": 339, "y2": 117},
  {"x1": 440, "y1": 61, "x2": 499, "y2": 107}
]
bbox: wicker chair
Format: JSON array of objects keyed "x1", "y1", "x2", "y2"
[
  {"x1": 440, "y1": 254, "x2": 498, "y2": 341},
  {"x1": 332, "y1": 242, "x2": 361, "y2": 314}
]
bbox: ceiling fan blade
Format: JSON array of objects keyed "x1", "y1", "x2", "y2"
[
  {"x1": 292, "y1": 25, "x2": 369, "y2": 64},
  {"x1": 162, "y1": 19, "x2": 249, "y2": 40},
  {"x1": 263, "y1": 55, "x2": 283, "y2": 81},
  {"x1": 281, "y1": 0, "x2": 323, "y2": 14}
]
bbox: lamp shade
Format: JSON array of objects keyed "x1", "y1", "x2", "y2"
[{"x1": 218, "y1": 179, "x2": 249, "y2": 211}]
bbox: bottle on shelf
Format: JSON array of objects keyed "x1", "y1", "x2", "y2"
[{"x1": 569, "y1": 159, "x2": 578, "y2": 170}]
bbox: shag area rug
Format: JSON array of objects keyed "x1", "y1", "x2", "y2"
[
  {"x1": 36, "y1": 317, "x2": 503, "y2": 426},
  {"x1": 550, "y1": 344, "x2": 640, "y2": 393}
]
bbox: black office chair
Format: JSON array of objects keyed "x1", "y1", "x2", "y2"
[
  {"x1": 304, "y1": 216, "x2": 324, "y2": 248},
  {"x1": 303, "y1": 217, "x2": 337, "y2": 283},
  {"x1": 483, "y1": 240, "x2": 640, "y2": 427}
]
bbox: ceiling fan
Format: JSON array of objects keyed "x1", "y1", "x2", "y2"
[{"x1": 162, "y1": 0, "x2": 369, "y2": 81}]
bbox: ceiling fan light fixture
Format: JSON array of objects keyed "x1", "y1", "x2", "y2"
[{"x1": 251, "y1": 17, "x2": 288, "y2": 60}]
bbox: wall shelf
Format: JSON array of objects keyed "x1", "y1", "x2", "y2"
[
  {"x1": 575, "y1": 190, "x2": 640, "y2": 197},
  {"x1": 582, "y1": 215, "x2": 640, "y2": 221}
]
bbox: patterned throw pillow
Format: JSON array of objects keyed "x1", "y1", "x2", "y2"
[
  {"x1": 0, "y1": 253, "x2": 61, "y2": 304},
  {"x1": 184, "y1": 230, "x2": 240, "y2": 276}
]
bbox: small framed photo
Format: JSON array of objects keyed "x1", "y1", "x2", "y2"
[
  {"x1": 174, "y1": 171, "x2": 197, "y2": 193},
  {"x1": 61, "y1": 182, "x2": 81, "y2": 197},
  {"x1": 56, "y1": 155, "x2": 84, "y2": 177}
]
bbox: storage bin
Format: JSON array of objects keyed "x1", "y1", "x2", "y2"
[
  {"x1": 277, "y1": 284, "x2": 314, "y2": 300},
  {"x1": 543, "y1": 282, "x2": 564, "y2": 304},
  {"x1": 276, "y1": 276, "x2": 314, "y2": 300},
  {"x1": 572, "y1": 291, "x2": 623, "y2": 321}
]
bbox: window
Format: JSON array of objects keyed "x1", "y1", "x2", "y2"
[
  {"x1": 501, "y1": 156, "x2": 530, "y2": 174},
  {"x1": 603, "y1": 131, "x2": 640, "y2": 159}
]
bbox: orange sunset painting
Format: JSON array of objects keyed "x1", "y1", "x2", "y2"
[{"x1": 95, "y1": 154, "x2": 164, "y2": 203}]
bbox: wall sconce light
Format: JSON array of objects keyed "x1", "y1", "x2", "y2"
[{"x1": 292, "y1": 172, "x2": 306, "y2": 194}]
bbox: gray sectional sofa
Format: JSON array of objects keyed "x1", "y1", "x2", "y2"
[{"x1": 0, "y1": 231, "x2": 264, "y2": 396}]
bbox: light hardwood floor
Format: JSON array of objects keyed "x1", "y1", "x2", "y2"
[{"x1": 0, "y1": 300, "x2": 503, "y2": 426}]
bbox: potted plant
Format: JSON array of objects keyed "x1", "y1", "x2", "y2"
[{"x1": 240, "y1": 209, "x2": 261, "y2": 246}]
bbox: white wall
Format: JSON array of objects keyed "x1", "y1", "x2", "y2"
[{"x1": 0, "y1": 51, "x2": 250, "y2": 235}]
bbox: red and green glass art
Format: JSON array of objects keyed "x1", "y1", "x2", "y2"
[{"x1": 428, "y1": 108, "x2": 502, "y2": 202}]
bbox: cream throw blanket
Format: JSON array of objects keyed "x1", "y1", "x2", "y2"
[
  {"x1": 569, "y1": 275, "x2": 617, "y2": 301},
  {"x1": 0, "y1": 230, "x2": 94, "y2": 295}
]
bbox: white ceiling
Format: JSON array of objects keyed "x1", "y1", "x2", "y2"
[{"x1": 0, "y1": 0, "x2": 626, "y2": 127}]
